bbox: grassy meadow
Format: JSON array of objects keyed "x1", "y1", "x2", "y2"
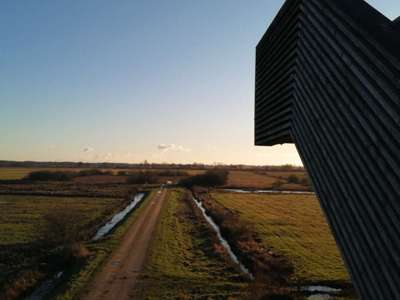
[
  {"x1": 0, "y1": 194, "x2": 125, "y2": 299},
  {"x1": 135, "y1": 189, "x2": 247, "y2": 299},
  {"x1": 211, "y1": 191, "x2": 350, "y2": 286},
  {"x1": 226, "y1": 171, "x2": 277, "y2": 188},
  {"x1": 225, "y1": 170, "x2": 310, "y2": 191},
  {"x1": 0, "y1": 166, "x2": 350, "y2": 299},
  {"x1": 0, "y1": 195, "x2": 123, "y2": 245}
]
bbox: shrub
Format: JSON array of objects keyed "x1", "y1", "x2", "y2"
[
  {"x1": 300, "y1": 176, "x2": 310, "y2": 186},
  {"x1": 40, "y1": 208, "x2": 90, "y2": 265},
  {"x1": 272, "y1": 180, "x2": 284, "y2": 190},
  {"x1": 287, "y1": 174, "x2": 300, "y2": 184},
  {"x1": 25, "y1": 171, "x2": 74, "y2": 181},
  {"x1": 77, "y1": 169, "x2": 112, "y2": 176},
  {"x1": 156, "y1": 170, "x2": 189, "y2": 177},
  {"x1": 41, "y1": 208, "x2": 86, "y2": 247},
  {"x1": 126, "y1": 171, "x2": 158, "y2": 184},
  {"x1": 179, "y1": 170, "x2": 228, "y2": 188}
]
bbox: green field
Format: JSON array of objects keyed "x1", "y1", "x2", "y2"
[
  {"x1": 0, "y1": 194, "x2": 124, "y2": 299},
  {"x1": 211, "y1": 191, "x2": 350, "y2": 286},
  {"x1": 135, "y1": 189, "x2": 246, "y2": 299},
  {"x1": 0, "y1": 195, "x2": 123, "y2": 245}
]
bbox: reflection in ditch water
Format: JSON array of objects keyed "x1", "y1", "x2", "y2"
[
  {"x1": 25, "y1": 272, "x2": 63, "y2": 300},
  {"x1": 224, "y1": 189, "x2": 314, "y2": 195},
  {"x1": 195, "y1": 194, "x2": 346, "y2": 300},
  {"x1": 192, "y1": 196, "x2": 254, "y2": 280},
  {"x1": 93, "y1": 193, "x2": 145, "y2": 240},
  {"x1": 307, "y1": 294, "x2": 333, "y2": 300}
]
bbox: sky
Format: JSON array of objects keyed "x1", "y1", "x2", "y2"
[{"x1": 1, "y1": 1, "x2": 398, "y2": 165}]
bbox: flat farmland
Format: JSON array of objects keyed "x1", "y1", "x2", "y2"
[
  {"x1": 0, "y1": 168, "x2": 85, "y2": 180},
  {"x1": 226, "y1": 170, "x2": 309, "y2": 190},
  {"x1": 226, "y1": 171, "x2": 277, "y2": 188},
  {"x1": 0, "y1": 195, "x2": 123, "y2": 244},
  {"x1": 0, "y1": 194, "x2": 124, "y2": 298},
  {"x1": 266, "y1": 171, "x2": 308, "y2": 180},
  {"x1": 0, "y1": 167, "x2": 205, "y2": 181},
  {"x1": 0, "y1": 168, "x2": 310, "y2": 191},
  {"x1": 211, "y1": 191, "x2": 351, "y2": 286}
]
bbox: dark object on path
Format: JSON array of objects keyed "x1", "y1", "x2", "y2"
[{"x1": 255, "y1": 1, "x2": 400, "y2": 299}]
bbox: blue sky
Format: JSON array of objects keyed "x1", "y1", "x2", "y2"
[{"x1": 1, "y1": 1, "x2": 398, "y2": 165}]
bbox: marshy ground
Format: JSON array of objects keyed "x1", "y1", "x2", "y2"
[{"x1": 0, "y1": 166, "x2": 357, "y2": 299}]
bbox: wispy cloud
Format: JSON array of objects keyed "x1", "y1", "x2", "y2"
[
  {"x1": 157, "y1": 144, "x2": 172, "y2": 151},
  {"x1": 103, "y1": 153, "x2": 113, "y2": 160},
  {"x1": 83, "y1": 147, "x2": 94, "y2": 153},
  {"x1": 157, "y1": 144, "x2": 191, "y2": 153}
]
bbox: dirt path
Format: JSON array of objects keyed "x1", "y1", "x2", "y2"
[{"x1": 82, "y1": 189, "x2": 167, "y2": 300}]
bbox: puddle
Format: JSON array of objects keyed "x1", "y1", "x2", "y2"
[
  {"x1": 192, "y1": 197, "x2": 254, "y2": 280},
  {"x1": 302, "y1": 285, "x2": 342, "y2": 300},
  {"x1": 224, "y1": 189, "x2": 314, "y2": 195},
  {"x1": 25, "y1": 272, "x2": 64, "y2": 300},
  {"x1": 302, "y1": 286, "x2": 341, "y2": 293},
  {"x1": 307, "y1": 294, "x2": 334, "y2": 300},
  {"x1": 93, "y1": 193, "x2": 145, "y2": 241}
]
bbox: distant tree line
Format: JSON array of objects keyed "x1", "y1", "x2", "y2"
[
  {"x1": 0, "y1": 160, "x2": 304, "y2": 172},
  {"x1": 126, "y1": 171, "x2": 158, "y2": 184},
  {"x1": 24, "y1": 169, "x2": 112, "y2": 181},
  {"x1": 22, "y1": 168, "x2": 192, "y2": 183},
  {"x1": 26, "y1": 171, "x2": 75, "y2": 181},
  {"x1": 179, "y1": 170, "x2": 228, "y2": 188}
]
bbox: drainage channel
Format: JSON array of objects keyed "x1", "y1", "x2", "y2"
[
  {"x1": 224, "y1": 189, "x2": 314, "y2": 195},
  {"x1": 26, "y1": 192, "x2": 146, "y2": 300},
  {"x1": 192, "y1": 196, "x2": 254, "y2": 280},
  {"x1": 192, "y1": 197, "x2": 344, "y2": 300},
  {"x1": 93, "y1": 193, "x2": 145, "y2": 240},
  {"x1": 302, "y1": 286, "x2": 342, "y2": 299}
]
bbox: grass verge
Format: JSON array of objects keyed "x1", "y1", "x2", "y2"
[{"x1": 134, "y1": 189, "x2": 247, "y2": 299}]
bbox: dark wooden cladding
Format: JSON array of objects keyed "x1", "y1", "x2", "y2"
[{"x1": 255, "y1": 0, "x2": 400, "y2": 299}]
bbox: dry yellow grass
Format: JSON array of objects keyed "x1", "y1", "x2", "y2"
[
  {"x1": 266, "y1": 171, "x2": 308, "y2": 180},
  {"x1": 226, "y1": 171, "x2": 277, "y2": 188},
  {"x1": 226, "y1": 170, "x2": 309, "y2": 190},
  {"x1": 211, "y1": 191, "x2": 350, "y2": 285}
]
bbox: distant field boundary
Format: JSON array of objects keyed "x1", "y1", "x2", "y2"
[
  {"x1": 0, "y1": 191, "x2": 123, "y2": 198},
  {"x1": 221, "y1": 186, "x2": 312, "y2": 192}
]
